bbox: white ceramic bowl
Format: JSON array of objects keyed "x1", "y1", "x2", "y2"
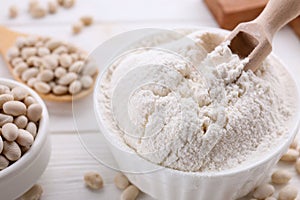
[
  {"x1": 0, "y1": 78, "x2": 51, "y2": 200},
  {"x1": 94, "y1": 28, "x2": 300, "y2": 200}
]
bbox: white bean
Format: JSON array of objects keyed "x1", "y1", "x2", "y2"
[
  {"x1": 0, "y1": 94, "x2": 14, "y2": 109},
  {"x1": 16, "y1": 129, "x2": 34, "y2": 147},
  {"x1": 63, "y1": 0, "x2": 76, "y2": 8},
  {"x1": 54, "y1": 67, "x2": 67, "y2": 78},
  {"x1": 289, "y1": 139, "x2": 298, "y2": 149},
  {"x1": 27, "y1": 77, "x2": 38, "y2": 87},
  {"x1": 7, "y1": 46, "x2": 20, "y2": 59},
  {"x1": 26, "y1": 56, "x2": 42, "y2": 67},
  {"x1": 9, "y1": 5, "x2": 18, "y2": 19},
  {"x1": 280, "y1": 149, "x2": 299, "y2": 162},
  {"x1": 11, "y1": 86, "x2": 28, "y2": 101},
  {"x1": 46, "y1": 39, "x2": 61, "y2": 50},
  {"x1": 48, "y1": 1, "x2": 58, "y2": 14},
  {"x1": 80, "y1": 76, "x2": 93, "y2": 89},
  {"x1": 83, "y1": 62, "x2": 97, "y2": 76},
  {"x1": 11, "y1": 57, "x2": 23, "y2": 66},
  {"x1": 53, "y1": 85, "x2": 68, "y2": 95},
  {"x1": 271, "y1": 169, "x2": 292, "y2": 184},
  {"x1": 16, "y1": 37, "x2": 27, "y2": 48},
  {"x1": 37, "y1": 47, "x2": 50, "y2": 57},
  {"x1": 121, "y1": 185, "x2": 140, "y2": 200},
  {"x1": 21, "y1": 68, "x2": 39, "y2": 82},
  {"x1": 72, "y1": 21, "x2": 83, "y2": 35},
  {"x1": 114, "y1": 173, "x2": 130, "y2": 190},
  {"x1": 43, "y1": 54, "x2": 59, "y2": 69},
  {"x1": 79, "y1": 52, "x2": 88, "y2": 60},
  {"x1": 70, "y1": 53, "x2": 79, "y2": 61},
  {"x1": 24, "y1": 96, "x2": 36, "y2": 107},
  {"x1": 69, "y1": 61, "x2": 84, "y2": 73},
  {"x1": 0, "y1": 155, "x2": 9, "y2": 170},
  {"x1": 26, "y1": 122, "x2": 37, "y2": 138},
  {"x1": 49, "y1": 81, "x2": 56, "y2": 89},
  {"x1": 30, "y1": 6, "x2": 46, "y2": 18},
  {"x1": 35, "y1": 41, "x2": 44, "y2": 48},
  {"x1": 2, "y1": 123, "x2": 19, "y2": 141},
  {"x1": 278, "y1": 185, "x2": 298, "y2": 200},
  {"x1": 21, "y1": 47, "x2": 37, "y2": 59},
  {"x1": 80, "y1": 16, "x2": 93, "y2": 26},
  {"x1": 69, "y1": 80, "x2": 82, "y2": 94},
  {"x1": 84, "y1": 172, "x2": 103, "y2": 190},
  {"x1": 2, "y1": 141, "x2": 21, "y2": 161},
  {"x1": 68, "y1": 45, "x2": 78, "y2": 54},
  {"x1": 34, "y1": 81, "x2": 51, "y2": 94},
  {"x1": 27, "y1": 103, "x2": 43, "y2": 122},
  {"x1": 253, "y1": 183, "x2": 274, "y2": 199},
  {"x1": 3, "y1": 101, "x2": 27, "y2": 116},
  {"x1": 38, "y1": 69, "x2": 54, "y2": 82},
  {"x1": 14, "y1": 115, "x2": 28, "y2": 129},
  {"x1": 0, "y1": 85, "x2": 10, "y2": 94},
  {"x1": 58, "y1": 72, "x2": 78, "y2": 85},
  {"x1": 26, "y1": 36, "x2": 39, "y2": 46},
  {"x1": 20, "y1": 184, "x2": 43, "y2": 200},
  {"x1": 59, "y1": 54, "x2": 73, "y2": 67},
  {"x1": 52, "y1": 46, "x2": 68, "y2": 55},
  {"x1": 0, "y1": 113, "x2": 14, "y2": 126},
  {"x1": 14, "y1": 62, "x2": 29, "y2": 76},
  {"x1": 20, "y1": 145, "x2": 31, "y2": 154}
]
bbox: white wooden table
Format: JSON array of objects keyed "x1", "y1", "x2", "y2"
[{"x1": 1, "y1": 0, "x2": 300, "y2": 199}]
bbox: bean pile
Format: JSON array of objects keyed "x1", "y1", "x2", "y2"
[
  {"x1": 250, "y1": 140, "x2": 300, "y2": 200},
  {"x1": 0, "y1": 84, "x2": 42, "y2": 170},
  {"x1": 83, "y1": 172, "x2": 140, "y2": 200},
  {"x1": 114, "y1": 173, "x2": 140, "y2": 200},
  {"x1": 20, "y1": 184, "x2": 43, "y2": 200},
  {"x1": 7, "y1": 36, "x2": 97, "y2": 96}
]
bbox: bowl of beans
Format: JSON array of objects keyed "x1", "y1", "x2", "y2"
[{"x1": 0, "y1": 78, "x2": 50, "y2": 200}]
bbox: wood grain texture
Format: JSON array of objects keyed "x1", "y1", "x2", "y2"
[
  {"x1": 204, "y1": 0, "x2": 300, "y2": 38},
  {"x1": 290, "y1": 17, "x2": 300, "y2": 38},
  {"x1": 38, "y1": 132, "x2": 300, "y2": 200},
  {"x1": 37, "y1": 132, "x2": 153, "y2": 200},
  {"x1": 0, "y1": 0, "x2": 299, "y2": 199},
  {"x1": 204, "y1": 0, "x2": 267, "y2": 30}
]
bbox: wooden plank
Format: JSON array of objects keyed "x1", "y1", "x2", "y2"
[
  {"x1": 38, "y1": 132, "x2": 153, "y2": 200},
  {"x1": 220, "y1": 0, "x2": 268, "y2": 13},
  {"x1": 204, "y1": 0, "x2": 300, "y2": 38},
  {"x1": 38, "y1": 132, "x2": 300, "y2": 199},
  {"x1": 290, "y1": 17, "x2": 300, "y2": 38},
  {"x1": 204, "y1": 0, "x2": 267, "y2": 30}
]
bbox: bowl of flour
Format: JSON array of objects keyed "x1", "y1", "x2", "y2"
[{"x1": 94, "y1": 28, "x2": 300, "y2": 200}]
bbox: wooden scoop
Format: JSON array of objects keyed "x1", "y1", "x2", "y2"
[
  {"x1": 0, "y1": 26, "x2": 97, "y2": 102},
  {"x1": 226, "y1": 0, "x2": 300, "y2": 72}
]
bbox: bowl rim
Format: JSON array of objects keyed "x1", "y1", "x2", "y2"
[
  {"x1": 93, "y1": 27, "x2": 300, "y2": 177},
  {"x1": 0, "y1": 78, "x2": 49, "y2": 180}
]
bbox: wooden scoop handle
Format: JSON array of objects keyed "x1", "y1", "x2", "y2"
[{"x1": 255, "y1": 0, "x2": 300, "y2": 41}]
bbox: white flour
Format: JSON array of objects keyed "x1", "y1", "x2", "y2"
[{"x1": 97, "y1": 31, "x2": 297, "y2": 172}]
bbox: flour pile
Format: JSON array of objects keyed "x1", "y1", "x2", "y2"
[{"x1": 97, "y1": 31, "x2": 297, "y2": 172}]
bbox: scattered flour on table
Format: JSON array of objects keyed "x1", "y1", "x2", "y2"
[{"x1": 97, "y1": 31, "x2": 297, "y2": 172}]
